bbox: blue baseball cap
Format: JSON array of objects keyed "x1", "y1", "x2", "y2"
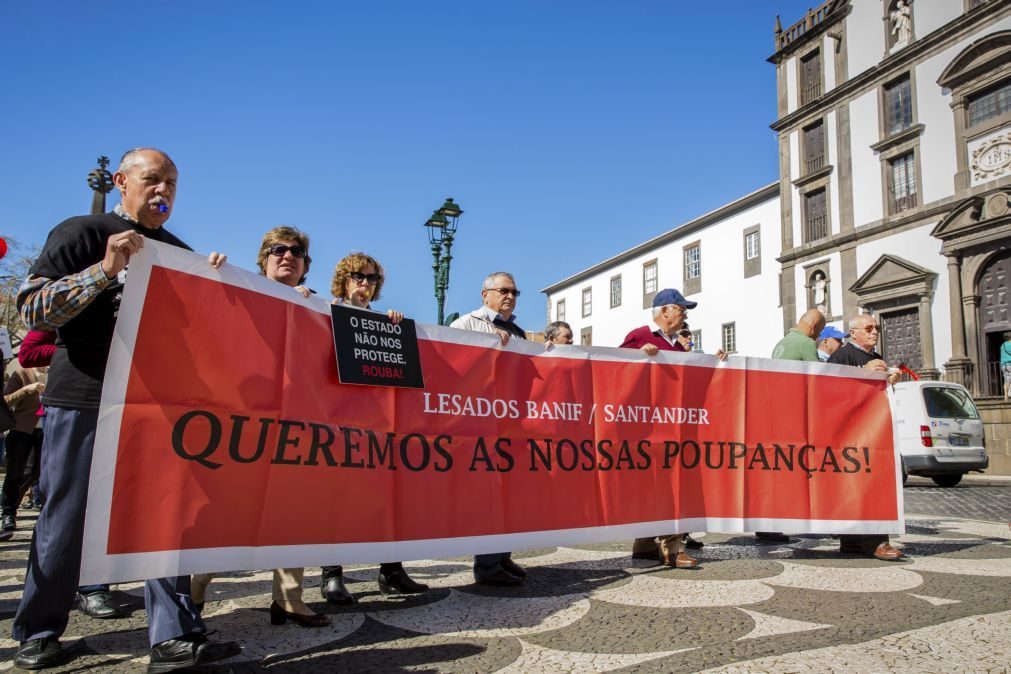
[
  {"x1": 818, "y1": 325, "x2": 846, "y2": 341},
  {"x1": 653, "y1": 288, "x2": 697, "y2": 309}
]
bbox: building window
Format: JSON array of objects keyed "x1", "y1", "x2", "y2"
[
  {"x1": 745, "y1": 231, "x2": 760, "y2": 260},
  {"x1": 556, "y1": 299, "x2": 565, "y2": 322},
  {"x1": 580, "y1": 326, "x2": 592, "y2": 346},
  {"x1": 610, "y1": 275, "x2": 622, "y2": 308},
  {"x1": 884, "y1": 75, "x2": 913, "y2": 135},
  {"x1": 800, "y1": 49, "x2": 821, "y2": 105},
  {"x1": 722, "y1": 322, "x2": 737, "y2": 354},
  {"x1": 684, "y1": 245, "x2": 700, "y2": 280},
  {"x1": 803, "y1": 120, "x2": 825, "y2": 174},
  {"x1": 690, "y1": 329, "x2": 702, "y2": 352},
  {"x1": 889, "y1": 151, "x2": 918, "y2": 213},
  {"x1": 581, "y1": 287, "x2": 592, "y2": 318},
  {"x1": 804, "y1": 188, "x2": 828, "y2": 242},
  {"x1": 642, "y1": 259, "x2": 658, "y2": 308},
  {"x1": 967, "y1": 79, "x2": 1011, "y2": 128}
]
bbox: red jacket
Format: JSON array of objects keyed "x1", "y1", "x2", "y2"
[
  {"x1": 18, "y1": 330, "x2": 56, "y2": 368},
  {"x1": 619, "y1": 325, "x2": 687, "y2": 352}
]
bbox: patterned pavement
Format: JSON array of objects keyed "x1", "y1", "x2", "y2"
[{"x1": 0, "y1": 477, "x2": 1008, "y2": 672}]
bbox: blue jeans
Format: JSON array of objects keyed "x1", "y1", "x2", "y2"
[{"x1": 12, "y1": 406, "x2": 205, "y2": 646}]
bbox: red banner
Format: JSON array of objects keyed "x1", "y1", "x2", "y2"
[{"x1": 81, "y1": 243, "x2": 902, "y2": 584}]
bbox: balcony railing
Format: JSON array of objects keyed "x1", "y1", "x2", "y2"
[
  {"x1": 776, "y1": 1, "x2": 835, "y2": 51},
  {"x1": 806, "y1": 155, "x2": 825, "y2": 174},
  {"x1": 805, "y1": 215, "x2": 828, "y2": 242},
  {"x1": 801, "y1": 81, "x2": 822, "y2": 105},
  {"x1": 892, "y1": 192, "x2": 918, "y2": 214},
  {"x1": 939, "y1": 361, "x2": 1005, "y2": 399}
]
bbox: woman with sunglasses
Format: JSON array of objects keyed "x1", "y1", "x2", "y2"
[
  {"x1": 319, "y1": 252, "x2": 430, "y2": 605},
  {"x1": 192, "y1": 227, "x2": 331, "y2": 628}
]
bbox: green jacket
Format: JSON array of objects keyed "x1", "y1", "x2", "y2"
[{"x1": 771, "y1": 328, "x2": 819, "y2": 362}]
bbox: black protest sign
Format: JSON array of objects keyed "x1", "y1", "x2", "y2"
[{"x1": 331, "y1": 304, "x2": 425, "y2": 389}]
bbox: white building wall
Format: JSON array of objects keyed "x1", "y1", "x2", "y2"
[
  {"x1": 916, "y1": 48, "x2": 959, "y2": 206},
  {"x1": 826, "y1": 110, "x2": 842, "y2": 235},
  {"x1": 914, "y1": 2, "x2": 962, "y2": 39},
  {"x1": 789, "y1": 130, "x2": 802, "y2": 244},
  {"x1": 846, "y1": 1, "x2": 886, "y2": 78},
  {"x1": 823, "y1": 35, "x2": 837, "y2": 93},
  {"x1": 849, "y1": 91, "x2": 883, "y2": 227},
  {"x1": 854, "y1": 223, "x2": 951, "y2": 367},
  {"x1": 544, "y1": 196, "x2": 782, "y2": 358},
  {"x1": 786, "y1": 54, "x2": 798, "y2": 114}
]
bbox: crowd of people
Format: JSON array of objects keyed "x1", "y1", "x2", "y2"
[{"x1": 2, "y1": 147, "x2": 909, "y2": 670}]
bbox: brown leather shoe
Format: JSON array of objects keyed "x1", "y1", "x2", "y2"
[
  {"x1": 660, "y1": 550, "x2": 699, "y2": 569},
  {"x1": 873, "y1": 542, "x2": 904, "y2": 561}
]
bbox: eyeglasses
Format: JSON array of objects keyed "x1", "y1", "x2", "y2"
[
  {"x1": 487, "y1": 288, "x2": 521, "y2": 297},
  {"x1": 350, "y1": 271, "x2": 382, "y2": 285},
  {"x1": 268, "y1": 244, "x2": 307, "y2": 259},
  {"x1": 858, "y1": 325, "x2": 881, "y2": 333}
]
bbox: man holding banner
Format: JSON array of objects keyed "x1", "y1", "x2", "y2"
[
  {"x1": 450, "y1": 271, "x2": 530, "y2": 586},
  {"x1": 12, "y1": 148, "x2": 240, "y2": 670}
]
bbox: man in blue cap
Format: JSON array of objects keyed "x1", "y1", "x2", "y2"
[
  {"x1": 816, "y1": 325, "x2": 846, "y2": 361},
  {"x1": 618, "y1": 288, "x2": 723, "y2": 568}
]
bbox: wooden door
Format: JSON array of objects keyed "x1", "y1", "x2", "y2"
[{"x1": 880, "y1": 307, "x2": 922, "y2": 370}]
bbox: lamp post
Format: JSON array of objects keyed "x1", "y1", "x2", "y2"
[{"x1": 424, "y1": 198, "x2": 463, "y2": 326}]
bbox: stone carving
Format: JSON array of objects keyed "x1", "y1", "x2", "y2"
[
  {"x1": 811, "y1": 270, "x2": 828, "y2": 314},
  {"x1": 971, "y1": 133, "x2": 1011, "y2": 181},
  {"x1": 890, "y1": 1, "x2": 913, "y2": 46}
]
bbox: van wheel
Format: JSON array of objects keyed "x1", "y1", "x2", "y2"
[{"x1": 932, "y1": 474, "x2": 962, "y2": 488}]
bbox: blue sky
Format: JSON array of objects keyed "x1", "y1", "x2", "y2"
[{"x1": 1, "y1": 1, "x2": 814, "y2": 327}]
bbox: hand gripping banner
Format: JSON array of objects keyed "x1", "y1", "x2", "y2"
[{"x1": 80, "y1": 242, "x2": 903, "y2": 584}]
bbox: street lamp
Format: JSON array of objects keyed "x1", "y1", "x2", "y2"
[{"x1": 424, "y1": 197, "x2": 463, "y2": 326}]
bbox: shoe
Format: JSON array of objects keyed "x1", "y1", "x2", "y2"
[
  {"x1": 0, "y1": 530, "x2": 13, "y2": 542},
  {"x1": 500, "y1": 557, "x2": 527, "y2": 579},
  {"x1": 13, "y1": 638, "x2": 63, "y2": 670},
  {"x1": 683, "y1": 534, "x2": 704, "y2": 549},
  {"x1": 1, "y1": 514, "x2": 15, "y2": 531},
  {"x1": 148, "y1": 633, "x2": 241, "y2": 673},
  {"x1": 661, "y1": 550, "x2": 700, "y2": 569},
  {"x1": 378, "y1": 568, "x2": 430, "y2": 595},
  {"x1": 78, "y1": 590, "x2": 125, "y2": 619},
  {"x1": 475, "y1": 569, "x2": 523, "y2": 587},
  {"x1": 755, "y1": 532, "x2": 791, "y2": 543},
  {"x1": 631, "y1": 548, "x2": 660, "y2": 561},
  {"x1": 320, "y1": 572, "x2": 356, "y2": 605},
  {"x1": 269, "y1": 601, "x2": 331, "y2": 627},
  {"x1": 873, "y1": 542, "x2": 905, "y2": 561}
]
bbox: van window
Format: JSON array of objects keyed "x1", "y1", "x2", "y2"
[{"x1": 922, "y1": 387, "x2": 980, "y2": 419}]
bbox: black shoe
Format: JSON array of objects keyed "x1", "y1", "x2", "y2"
[
  {"x1": 148, "y1": 633, "x2": 241, "y2": 673},
  {"x1": 78, "y1": 590, "x2": 125, "y2": 619},
  {"x1": 13, "y1": 638, "x2": 63, "y2": 670},
  {"x1": 378, "y1": 568, "x2": 430, "y2": 595},
  {"x1": 269, "y1": 601, "x2": 331, "y2": 627},
  {"x1": 755, "y1": 532, "x2": 791, "y2": 543},
  {"x1": 684, "y1": 534, "x2": 704, "y2": 550},
  {"x1": 475, "y1": 569, "x2": 523, "y2": 587},
  {"x1": 500, "y1": 557, "x2": 527, "y2": 579},
  {"x1": 0, "y1": 529, "x2": 13, "y2": 542},
  {"x1": 1, "y1": 514, "x2": 15, "y2": 532},
  {"x1": 320, "y1": 572, "x2": 356, "y2": 605}
]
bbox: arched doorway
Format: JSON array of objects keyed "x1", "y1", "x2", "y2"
[{"x1": 978, "y1": 250, "x2": 1010, "y2": 396}]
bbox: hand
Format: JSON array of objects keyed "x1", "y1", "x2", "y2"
[
  {"x1": 207, "y1": 251, "x2": 227, "y2": 269},
  {"x1": 294, "y1": 285, "x2": 311, "y2": 298},
  {"x1": 494, "y1": 327, "x2": 511, "y2": 346},
  {"x1": 101, "y1": 231, "x2": 144, "y2": 279},
  {"x1": 25, "y1": 382, "x2": 45, "y2": 395},
  {"x1": 386, "y1": 309, "x2": 404, "y2": 325},
  {"x1": 640, "y1": 344, "x2": 659, "y2": 357},
  {"x1": 864, "y1": 359, "x2": 889, "y2": 373},
  {"x1": 544, "y1": 341, "x2": 555, "y2": 351},
  {"x1": 886, "y1": 370, "x2": 901, "y2": 386},
  {"x1": 715, "y1": 348, "x2": 728, "y2": 361}
]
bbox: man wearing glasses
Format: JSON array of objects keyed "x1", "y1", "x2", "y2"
[
  {"x1": 828, "y1": 313, "x2": 905, "y2": 561},
  {"x1": 450, "y1": 272, "x2": 529, "y2": 585}
]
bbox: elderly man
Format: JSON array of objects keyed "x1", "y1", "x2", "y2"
[
  {"x1": 450, "y1": 272, "x2": 529, "y2": 586},
  {"x1": 618, "y1": 288, "x2": 726, "y2": 569},
  {"x1": 828, "y1": 313, "x2": 904, "y2": 561},
  {"x1": 13, "y1": 148, "x2": 240, "y2": 670},
  {"x1": 816, "y1": 325, "x2": 846, "y2": 362},
  {"x1": 544, "y1": 320, "x2": 573, "y2": 346}
]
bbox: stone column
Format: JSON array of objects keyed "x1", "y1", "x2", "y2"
[
  {"x1": 917, "y1": 293, "x2": 938, "y2": 380},
  {"x1": 943, "y1": 254, "x2": 972, "y2": 388}
]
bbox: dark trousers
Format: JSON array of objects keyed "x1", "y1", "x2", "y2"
[
  {"x1": 474, "y1": 552, "x2": 512, "y2": 579},
  {"x1": 839, "y1": 534, "x2": 888, "y2": 552},
  {"x1": 1, "y1": 429, "x2": 43, "y2": 516},
  {"x1": 12, "y1": 407, "x2": 204, "y2": 646},
  {"x1": 322, "y1": 563, "x2": 402, "y2": 577}
]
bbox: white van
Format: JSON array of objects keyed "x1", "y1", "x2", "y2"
[{"x1": 888, "y1": 381, "x2": 989, "y2": 487}]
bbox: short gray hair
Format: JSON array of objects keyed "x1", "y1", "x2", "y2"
[
  {"x1": 482, "y1": 272, "x2": 515, "y2": 290},
  {"x1": 117, "y1": 147, "x2": 176, "y2": 174},
  {"x1": 545, "y1": 321, "x2": 571, "y2": 341},
  {"x1": 652, "y1": 304, "x2": 672, "y2": 318},
  {"x1": 848, "y1": 313, "x2": 874, "y2": 330}
]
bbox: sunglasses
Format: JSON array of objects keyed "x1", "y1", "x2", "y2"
[
  {"x1": 487, "y1": 288, "x2": 521, "y2": 297},
  {"x1": 350, "y1": 271, "x2": 382, "y2": 285},
  {"x1": 268, "y1": 244, "x2": 307, "y2": 259},
  {"x1": 858, "y1": 325, "x2": 880, "y2": 333}
]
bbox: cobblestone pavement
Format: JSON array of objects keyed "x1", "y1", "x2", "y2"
[{"x1": 0, "y1": 479, "x2": 1008, "y2": 672}]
